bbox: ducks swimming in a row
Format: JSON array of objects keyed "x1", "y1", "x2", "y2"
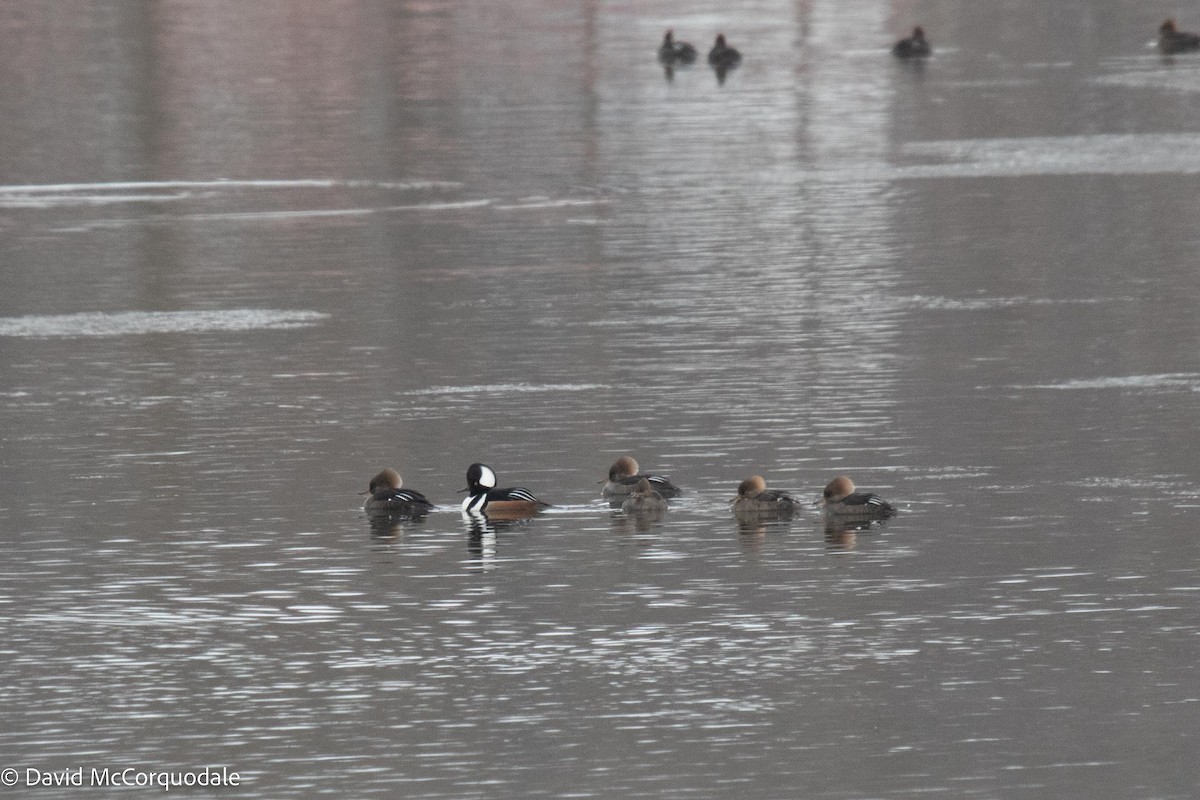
[
  {"x1": 362, "y1": 461, "x2": 895, "y2": 523},
  {"x1": 662, "y1": 20, "x2": 1200, "y2": 67},
  {"x1": 657, "y1": 30, "x2": 741, "y2": 76},
  {"x1": 660, "y1": 28, "x2": 926, "y2": 68}
]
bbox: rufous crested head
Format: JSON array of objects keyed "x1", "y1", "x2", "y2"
[
  {"x1": 366, "y1": 468, "x2": 402, "y2": 495},
  {"x1": 822, "y1": 475, "x2": 856, "y2": 504},
  {"x1": 735, "y1": 475, "x2": 768, "y2": 499},
  {"x1": 608, "y1": 456, "x2": 640, "y2": 481}
]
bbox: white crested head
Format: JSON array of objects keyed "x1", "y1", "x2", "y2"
[
  {"x1": 466, "y1": 462, "x2": 497, "y2": 491},
  {"x1": 478, "y1": 464, "x2": 497, "y2": 489}
]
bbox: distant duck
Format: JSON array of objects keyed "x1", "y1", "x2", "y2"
[
  {"x1": 600, "y1": 456, "x2": 682, "y2": 498},
  {"x1": 707, "y1": 33, "x2": 742, "y2": 68},
  {"x1": 461, "y1": 463, "x2": 550, "y2": 517},
  {"x1": 621, "y1": 478, "x2": 669, "y2": 516},
  {"x1": 658, "y1": 29, "x2": 697, "y2": 64},
  {"x1": 732, "y1": 475, "x2": 796, "y2": 518},
  {"x1": 892, "y1": 26, "x2": 931, "y2": 58},
  {"x1": 816, "y1": 476, "x2": 896, "y2": 520},
  {"x1": 361, "y1": 468, "x2": 434, "y2": 515},
  {"x1": 1159, "y1": 19, "x2": 1200, "y2": 54}
]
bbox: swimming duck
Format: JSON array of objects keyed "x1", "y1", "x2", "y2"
[
  {"x1": 707, "y1": 34, "x2": 742, "y2": 68},
  {"x1": 893, "y1": 26, "x2": 931, "y2": 58},
  {"x1": 1159, "y1": 19, "x2": 1200, "y2": 54},
  {"x1": 816, "y1": 476, "x2": 896, "y2": 519},
  {"x1": 658, "y1": 29, "x2": 698, "y2": 64},
  {"x1": 621, "y1": 477, "x2": 669, "y2": 516},
  {"x1": 461, "y1": 463, "x2": 550, "y2": 517},
  {"x1": 361, "y1": 468, "x2": 434, "y2": 515},
  {"x1": 732, "y1": 475, "x2": 796, "y2": 518},
  {"x1": 600, "y1": 456, "x2": 682, "y2": 498}
]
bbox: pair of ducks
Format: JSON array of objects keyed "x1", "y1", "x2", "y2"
[
  {"x1": 895, "y1": 20, "x2": 1198, "y2": 58},
  {"x1": 361, "y1": 463, "x2": 549, "y2": 518},
  {"x1": 363, "y1": 456, "x2": 896, "y2": 522},
  {"x1": 657, "y1": 30, "x2": 742, "y2": 68}
]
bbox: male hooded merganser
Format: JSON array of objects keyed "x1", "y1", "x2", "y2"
[
  {"x1": 461, "y1": 462, "x2": 550, "y2": 516},
  {"x1": 600, "y1": 456, "x2": 682, "y2": 498},
  {"x1": 707, "y1": 34, "x2": 742, "y2": 68},
  {"x1": 1159, "y1": 19, "x2": 1200, "y2": 54},
  {"x1": 361, "y1": 468, "x2": 434, "y2": 515},
  {"x1": 893, "y1": 26, "x2": 931, "y2": 58},
  {"x1": 816, "y1": 476, "x2": 896, "y2": 519},
  {"x1": 658, "y1": 29, "x2": 698, "y2": 64},
  {"x1": 621, "y1": 478, "x2": 669, "y2": 516},
  {"x1": 732, "y1": 475, "x2": 796, "y2": 518}
]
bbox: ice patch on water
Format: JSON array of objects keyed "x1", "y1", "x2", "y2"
[
  {"x1": 402, "y1": 383, "x2": 608, "y2": 396},
  {"x1": 904, "y1": 295, "x2": 1107, "y2": 311},
  {"x1": 0, "y1": 309, "x2": 329, "y2": 338},
  {"x1": 1092, "y1": 70, "x2": 1200, "y2": 94},
  {"x1": 895, "y1": 133, "x2": 1200, "y2": 178},
  {"x1": 1015, "y1": 373, "x2": 1200, "y2": 391},
  {"x1": 0, "y1": 178, "x2": 461, "y2": 209}
]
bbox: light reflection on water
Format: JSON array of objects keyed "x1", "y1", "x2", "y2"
[{"x1": 3, "y1": 0, "x2": 1200, "y2": 798}]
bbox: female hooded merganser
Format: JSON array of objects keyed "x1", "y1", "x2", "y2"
[
  {"x1": 361, "y1": 468, "x2": 434, "y2": 515},
  {"x1": 658, "y1": 29, "x2": 698, "y2": 64},
  {"x1": 461, "y1": 462, "x2": 550, "y2": 517},
  {"x1": 1159, "y1": 19, "x2": 1200, "y2": 54},
  {"x1": 707, "y1": 34, "x2": 742, "y2": 68},
  {"x1": 816, "y1": 476, "x2": 896, "y2": 519},
  {"x1": 732, "y1": 475, "x2": 796, "y2": 518},
  {"x1": 621, "y1": 478, "x2": 669, "y2": 516},
  {"x1": 600, "y1": 456, "x2": 682, "y2": 498},
  {"x1": 893, "y1": 26, "x2": 931, "y2": 58}
]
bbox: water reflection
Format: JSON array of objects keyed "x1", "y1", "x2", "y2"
[
  {"x1": 734, "y1": 516, "x2": 794, "y2": 552},
  {"x1": 365, "y1": 509, "x2": 427, "y2": 540},
  {"x1": 612, "y1": 505, "x2": 667, "y2": 534}
]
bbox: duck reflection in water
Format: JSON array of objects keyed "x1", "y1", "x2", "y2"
[
  {"x1": 366, "y1": 511, "x2": 427, "y2": 540},
  {"x1": 464, "y1": 512, "x2": 541, "y2": 571},
  {"x1": 823, "y1": 518, "x2": 863, "y2": 551},
  {"x1": 735, "y1": 516, "x2": 795, "y2": 552}
]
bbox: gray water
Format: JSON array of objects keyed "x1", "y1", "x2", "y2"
[{"x1": 2, "y1": 1, "x2": 1199, "y2": 798}]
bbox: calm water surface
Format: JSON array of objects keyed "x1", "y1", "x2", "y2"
[{"x1": 2, "y1": 1, "x2": 1199, "y2": 797}]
